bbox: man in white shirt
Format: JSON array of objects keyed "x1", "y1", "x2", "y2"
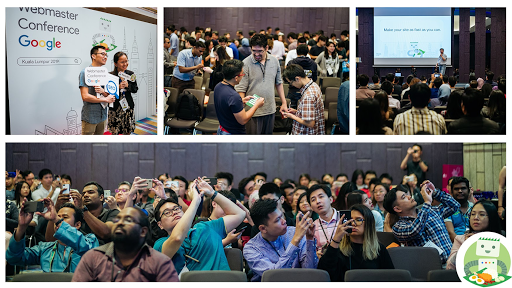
[
  {"x1": 285, "y1": 37, "x2": 309, "y2": 67},
  {"x1": 307, "y1": 184, "x2": 339, "y2": 258},
  {"x1": 381, "y1": 81, "x2": 400, "y2": 109},
  {"x1": 31, "y1": 168, "x2": 64, "y2": 204},
  {"x1": 271, "y1": 34, "x2": 286, "y2": 61}
]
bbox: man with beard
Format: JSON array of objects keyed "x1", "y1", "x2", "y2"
[
  {"x1": 74, "y1": 181, "x2": 120, "y2": 244},
  {"x1": 243, "y1": 199, "x2": 318, "y2": 281},
  {"x1": 383, "y1": 180, "x2": 460, "y2": 264},
  {"x1": 444, "y1": 177, "x2": 474, "y2": 242},
  {"x1": 72, "y1": 207, "x2": 179, "y2": 281}
]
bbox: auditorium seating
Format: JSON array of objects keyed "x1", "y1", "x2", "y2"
[
  {"x1": 326, "y1": 102, "x2": 337, "y2": 134},
  {"x1": 164, "y1": 87, "x2": 179, "y2": 118},
  {"x1": 324, "y1": 87, "x2": 338, "y2": 120},
  {"x1": 194, "y1": 75, "x2": 203, "y2": 90},
  {"x1": 434, "y1": 106, "x2": 446, "y2": 114},
  {"x1": 224, "y1": 248, "x2": 244, "y2": 271},
  {"x1": 387, "y1": 247, "x2": 442, "y2": 281},
  {"x1": 12, "y1": 272, "x2": 74, "y2": 282},
  {"x1": 261, "y1": 268, "x2": 330, "y2": 282},
  {"x1": 345, "y1": 269, "x2": 412, "y2": 282},
  {"x1": 376, "y1": 232, "x2": 400, "y2": 247},
  {"x1": 165, "y1": 89, "x2": 205, "y2": 132},
  {"x1": 180, "y1": 270, "x2": 247, "y2": 282},
  {"x1": 193, "y1": 91, "x2": 219, "y2": 135},
  {"x1": 427, "y1": 269, "x2": 461, "y2": 282},
  {"x1": 319, "y1": 77, "x2": 341, "y2": 94}
]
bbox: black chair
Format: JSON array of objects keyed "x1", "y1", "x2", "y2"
[
  {"x1": 345, "y1": 269, "x2": 412, "y2": 282},
  {"x1": 12, "y1": 272, "x2": 74, "y2": 282},
  {"x1": 180, "y1": 270, "x2": 247, "y2": 282},
  {"x1": 165, "y1": 89, "x2": 205, "y2": 133},
  {"x1": 224, "y1": 248, "x2": 243, "y2": 271},
  {"x1": 377, "y1": 232, "x2": 400, "y2": 247},
  {"x1": 392, "y1": 94, "x2": 401, "y2": 101},
  {"x1": 388, "y1": 247, "x2": 442, "y2": 281},
  {"x1": 193, "y1": 92, "x2": 219, "y2": 135},
  {"x1": 427, "y1": 269, "x2": 461, "y2": 282},
  {"x1": 261, "y1": 268, "x2": 330, "y2": 282},
  {"x1": 164, "y1": 87, "x2": 179, "y2": 118},
  {"x1": 326, "y1": 102, "x2": 338, "y2": 134}
]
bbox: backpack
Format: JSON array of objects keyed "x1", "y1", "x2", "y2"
[{"x1": 175, "y1": 90, "x2": 201, "y2": 121}]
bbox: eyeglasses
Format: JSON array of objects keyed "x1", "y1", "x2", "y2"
[
  {"x1": 112, "y1": 216, "x2": 139, "y2": 225},
  {"x1": 252, "y1": 49, "x2": 265, "y2": 55},
  {"x1": 160, "y1": 206, "x2": 183, "y2": 218},
  {"x1": 236, "y1": 73, "x2": 246, "y2": 77},
  {"x1": 115, "y1": 188, "x2": 129, "y2": 193},
  {"x1": 352, "y1": 218, "x2": 365, "y2": 226},
  {"x1": 470, "y1": 212, "x2": 488, "y2": 219},
  {"x1": 95, "y1": 52, "x2": 108, "y2": 57}
]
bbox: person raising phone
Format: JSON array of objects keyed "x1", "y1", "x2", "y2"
[{"x1": 317, "y1": 204, "x2": 394, "y2": 281}]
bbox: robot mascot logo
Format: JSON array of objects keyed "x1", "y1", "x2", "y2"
[{"x1": 457, "y1": 232, "x2": 511, "y2": 286}]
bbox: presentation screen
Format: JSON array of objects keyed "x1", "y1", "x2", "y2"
[
  {"x1": 373, "y1": 7, "x2": 452, "y2": 67},
  {"x1": 6, "y1": 7, "x2": 156, "y2": 135}
]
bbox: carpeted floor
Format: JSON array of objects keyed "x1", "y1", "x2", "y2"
[{"x1": 132, "y1": 115, "x2": 157, "y2": 135}]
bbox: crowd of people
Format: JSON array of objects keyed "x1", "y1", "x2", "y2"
[
  {"x1": 356, "y1": 71, "x2": 506, "y2": 135},
  {"x1": 164, "y1": 25, "x2": 350, "y2": 135},
  {"x1": 5, "y1": 157, "x2": 506, "y2": 281}
]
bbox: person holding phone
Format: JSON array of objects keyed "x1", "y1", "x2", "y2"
[
  {"x1": 243, "y1": 199, "x2": 318, "y2": 281},
  {"x1": 317, "y1": 204, "x2": 394, "y2": 281},
  {"x1": 108, "y1": 51, "x2": 138, "y2": 135},
  {"x1": 400, "y1": 144, "x2": 429, "y2": 184},
  {"x1": 383, "y1": 180, "x2": 460, "y2": 264},
  {"x1": 6, "y1": 198, "x2": 99, "y2": 272}
]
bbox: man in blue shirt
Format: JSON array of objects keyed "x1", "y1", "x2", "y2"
[
  {"x1": 383, "y1": 180, "x2": 460, "y2": 264},
  {"x1": 244, "y1": 199, "x2": 318, "y2": 281},
  {"x1": 168, "y1": 25, "x2": 180, "y2": 57},
  {"x1": 153, "y1": 178, "x2": 246, "y2": 273},
  {"x1": 6, "y1": 198, "x2": 99, "y2": 272},
  {"x1": 171, "y1": 41, "x2": 205, "y2": 94},
  {"x1": 444, "y1": 177, "x2": 474, "y2": 242},
  {"x1": 436, "y1": 48, "x2": 448, "y2": 75},
  {"x1": 214, "y1": 59, "x2": 264, "y2": 134}
]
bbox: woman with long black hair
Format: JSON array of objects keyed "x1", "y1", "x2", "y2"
[{"x1": 108, "y1": 51, "x2": 138, "y2": 135}]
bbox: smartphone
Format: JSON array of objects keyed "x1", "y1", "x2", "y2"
[
  {"x1": 205, "y1": 177, "x2": 217, "y2": 186},
  {"x1": 62, "y1": 184, "x2": 70, "y2": 194},
  {"x1": 7, "y1": 172, "x2": 16, "y2": 178},
  {"x1": 234, "y1": 223, "x2": 248, "y2": 234},
  {"x1": 406, "y1": 176, "x2": 415, "y2": 182},
  {"x1": 434, "y1": 73, "x2": 440, "y2": 78},
  {"x1": 24, "y1": 201, "x2": 45, "y2": 213},
  {"x1": 338, "y1": 210, "x2": 352, "y2": 233},
  {"x1": 104, "y1": 190, "x2": 111, "y2": 198},
  {"x1": 143, "y1": 179, "x2": 153, "y2": 189},
  {"x1": 165, "y1": 180, "x2": 180, "y2": 190}
]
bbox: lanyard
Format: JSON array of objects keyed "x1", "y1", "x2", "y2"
[
  {"x1": 264, "y1": 237, "x2": 286, "y2": 258},
  {"x1": 319, "y1": 210, "x2": 339, "y2": 244},
  {"x1": 300, "y1": 80, "x2": 314, "y2": 96},
  {"x1": 258, "y1": 57, "x2": 267, "y2": 80},
  {"x1": 49, "y1": 242, "x2": 73, "y2": 273}
]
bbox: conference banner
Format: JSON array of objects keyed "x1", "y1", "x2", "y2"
[{"x1": 6, "y1": 7, "x2": 156, "y2": 135}]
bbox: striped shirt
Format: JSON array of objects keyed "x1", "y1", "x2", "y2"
[
  {"x1": 392, "y1": 189, "x2": 460, "y2": 263},
  {"x1": 291, "y1": 80, "x2": 325, "y2": 135},
  {"x1": 393, "y1": 107, "x2": 447, "y2": 135}
]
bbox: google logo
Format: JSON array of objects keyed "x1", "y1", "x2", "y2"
[{"x1": 19, "y1": 35, "x2": 61, "y2": 51}]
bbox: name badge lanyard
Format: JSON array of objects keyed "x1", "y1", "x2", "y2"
[
  {"x1": 264, "y1": 237, "x2": 286, "y2": 257},
  {"x1": 319, "y1": 210, "x2": 339, "y2": 245},
  {"x1": 49, "y1": 242, "x2": 74, "y2": 273}
]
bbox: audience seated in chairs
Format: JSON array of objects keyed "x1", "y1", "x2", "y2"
[{"x1": 357, "y1": 98, "x2": 392, "y2": 134}]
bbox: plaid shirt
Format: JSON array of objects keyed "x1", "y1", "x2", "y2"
[
  {"x1": 292, "y1": 80, "x2": 325, "y2": 135},
  {"x1": 392, "y1": 189, "x2": 460, "y2": 263},
  {"x1": 393, "y1": 107, "x2": 447, "y2": 135}
]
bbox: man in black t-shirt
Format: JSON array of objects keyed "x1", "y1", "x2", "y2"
[
  {"x1": 214, "y1": 59, "x2": 264, "y2": 134},
  {"x1": 400, "y1": 144, "x2": 429, "y2": 184},
  {"x1": 287, "y1": 44, "x2": 318, "y2": 108},
  {"x1": 309, "y1": 35, "x2": 327, "y2": 60}
]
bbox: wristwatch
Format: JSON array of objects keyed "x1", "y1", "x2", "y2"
[
  {"x1": 55, "y1": 218, "x2": 64, "y2": 228},
  {"x1": 83, "y1": 205, "x2": 89, "y2": 212}
]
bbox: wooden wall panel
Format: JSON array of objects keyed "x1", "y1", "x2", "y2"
[
  {"x1": 6, "y1": 143, "x2": 474, "y2": 192},
  {"x1": 164, "y1": 8, "x2": 349, "y2": 40}
]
